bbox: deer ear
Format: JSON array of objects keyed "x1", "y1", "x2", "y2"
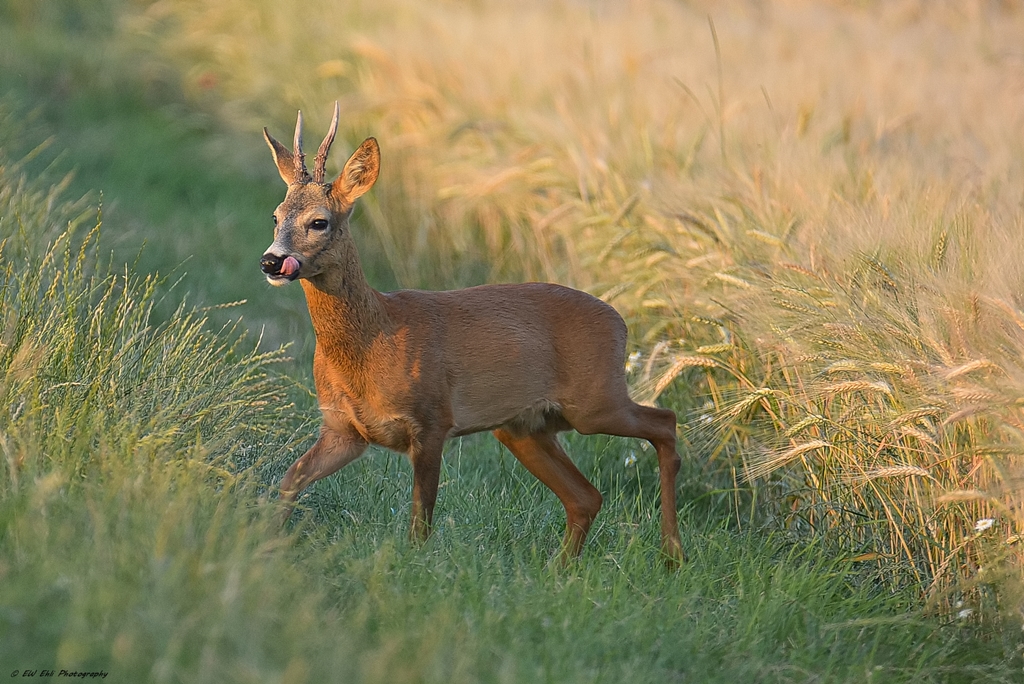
[
  {"x1": 332, "y1": 138, "x2": 380, "y2": 203},
  {"x1": 264, "y1": 128, "x2": 298, "y2": 184}
]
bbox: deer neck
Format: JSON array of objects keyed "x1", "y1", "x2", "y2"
[{"x1": 300, "y1": 250, "x2": 390, "y2": 366}]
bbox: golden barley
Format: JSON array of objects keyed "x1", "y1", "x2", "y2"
[
  {"x1": 895, "y1": 426, "x2": 939, "y2": 447},
  {"x1": 848, "y1": 465, "x2": 933, "y2": 483},
  {"x1": 943, "y1": 360, "x2": 999, "y2": 381},
  {"x1": 950, "y1": 386, "x2": 999, "y2": 404},
  {"x1": 885, "y1": 408, "x2": 942, "y2": 430},
  {"x1": 936, "y1": 489, "x2": 990, "y2": 504},
  {"x1": 713, "y1": 273, "x2": 755, "y2": 290},
  {"x1": 783, "y1": 414, "x2": 825, "y2": 438},
  {"x1": 821, "y1": 381, "x2": 893, "y2": 397},
  {"x1": 825, "y1": 361, "x2": 862, "y2": 374},
  {"x1": 695, "y1": 343, "x2": 733, "y2": 355},
  {"x1": 745, "y1": 440, "x2": 830, "y2": 481}
]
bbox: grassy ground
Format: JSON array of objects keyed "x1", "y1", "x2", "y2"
[{"x1": 2, "y1": 0, "x2": 1023, "y2": 681}]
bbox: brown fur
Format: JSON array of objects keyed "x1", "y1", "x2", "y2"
[{"x1": 262, "y1": 107, "x2": 685, "y2": 564}]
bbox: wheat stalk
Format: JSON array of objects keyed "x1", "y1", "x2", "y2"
[
  {"x1": 846, "y1": 465, "x2": 934, "y2": 484},
  {"x1": 895, "y1": 426, "x2": 938, "y2": 447},
  {"x1": 713, "y1": 272, "x2": 754, "y2": 289},
  {"x1": 696, "y1": 343, "x2": 733, "y2": 355},
  {"x1": 744, "y1": 440, "x2": 830, "y2": 481},
  {"x1": 722, "y1": 387, "x2": 775, "y2": 419},
  {"x1": 943, "y1": 359, "x2": 998, "y2": 380},
  {"x1": 825, "y1": 360, "x2": 862, "y2": 374},
  {"x1": 784, "y1": 414, "x2": 825, "y2": 437},
  {"x1": 885, "y1": 407, "x2": 942, "y2": 430},
  {"x1": 821, "y1": 380, "x2": 893, "y2": 397},
  {"x1": 950, "y1": 386, "x2": 999, "y2": 403},
  {"x1": 935, "y1": 489, "x2": 990, "y2": 504}
]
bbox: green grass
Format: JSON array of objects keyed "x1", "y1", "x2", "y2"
[{"x1": 2, "y1": 1, "x2": 1024, "y2": 681}]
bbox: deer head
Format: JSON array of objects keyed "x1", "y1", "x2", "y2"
[{"x1": 260, "y1": 102, "x2": 380, "y2": 285}]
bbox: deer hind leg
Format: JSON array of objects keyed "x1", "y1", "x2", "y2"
[
  {"x1": 570, "y1": 403, "x2": 685, "y2": 566},
  {"x1": 493, "y1": 428, "x2": 603, "y2": 560},
  {"x1": 279, "y1": 424, "x2": 368, "y2": 523},
  {"x1": 408, "y1": 430, "x2": 446, "y2": 543}
]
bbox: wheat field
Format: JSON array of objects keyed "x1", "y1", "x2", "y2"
[{"x1": 3, "y1": 0, "x2": 1024, "y2": 679}]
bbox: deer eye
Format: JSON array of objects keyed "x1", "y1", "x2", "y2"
[
  {"x1": 310, "y1": 219, "x2": 329, "y2": 231},
  {"x1": 272, "y1": 214, "x2": 278, "y2": 226}
]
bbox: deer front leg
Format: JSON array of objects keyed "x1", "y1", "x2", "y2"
[
  {"x1": 408, "y1": 431, "x2": 446, "y2": 543},
  {"x1": 279, "y1": 424, "x2": 367, "y2": 524}
]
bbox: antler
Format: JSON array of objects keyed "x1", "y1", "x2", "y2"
[
  {"x1": 313, "y1": 101, "x2": 341, "y2": 184},
  {"x1": 293, "y1": 110, "x2": 311, "y2": 183}
]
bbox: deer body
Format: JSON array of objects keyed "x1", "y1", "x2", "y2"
[
  {"x1": 261, "y1": 104, "x2": 685, "y2": 562},
  {"x1": 308, "y1": 280, "x2": 635, "y2": 441}
]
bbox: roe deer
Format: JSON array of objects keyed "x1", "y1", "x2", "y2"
[{"x1": 260, "y1": 103, "x2": 685, "y2": 564}]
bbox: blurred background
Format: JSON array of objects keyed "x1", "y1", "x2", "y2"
[
  {"x1": 5, "y1": 1, "x2": 1022, "y2": 347},
  {"x1": 3, "y1": 0, "x2": 1024, "y2": 679}
]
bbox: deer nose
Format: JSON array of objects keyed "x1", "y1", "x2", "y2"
[{"x1": 261, "y1": 253, "x2": 284, "y2": 275}]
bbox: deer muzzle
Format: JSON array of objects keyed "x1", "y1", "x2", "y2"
[{"x1": 261, "y1": 253, "x2": 301, "y2": 282}]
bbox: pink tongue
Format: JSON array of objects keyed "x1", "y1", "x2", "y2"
[{"x1": 281, "y1": 256, "x2": 300, "y2": 277}]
